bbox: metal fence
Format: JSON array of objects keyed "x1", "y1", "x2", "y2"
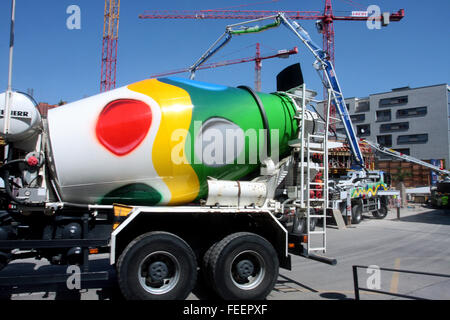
[{"x1": 352, "y1": 265, "x2": 450, "y2": 300}]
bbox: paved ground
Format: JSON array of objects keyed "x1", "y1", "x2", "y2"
[{"x1": 1, "y1": 204, "x2": 449, "y2": 300}]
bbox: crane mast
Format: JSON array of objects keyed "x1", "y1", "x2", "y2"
[{"x1": 100, "y1": 0, "x2": 120, "y2": 92}]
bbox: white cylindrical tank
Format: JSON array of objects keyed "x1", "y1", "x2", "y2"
[
  {"x1": 0, "y1": 91, "x2": 42, "y2": 143},
  {"x1": 206, "y1": 180, "x2": 267, "y2": 207}
]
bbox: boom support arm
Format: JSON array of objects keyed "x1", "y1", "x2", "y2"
[
  {"x1": 188, "y1": 12, "x2": 365, "y2": 167},
  {"x1": 361, "y1": 139, "x2": 450, "y2": 176}
]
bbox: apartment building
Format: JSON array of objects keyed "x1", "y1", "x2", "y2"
[{"x1": 330, "y1": 84, "x2": 450, "y2": 170}]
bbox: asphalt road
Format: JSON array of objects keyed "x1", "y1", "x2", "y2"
[{"x1": 1, "y1": 205, "x2": 449, "y2": 300}]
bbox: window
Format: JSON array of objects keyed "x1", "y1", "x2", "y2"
[
  {"x1": 376, "y1": 110, "x2": 391, "y2": 122},
  {"x1": 380, "y1": 122, "x2": 409, "y2": 133},
  {"x1": 357, "y1": 124, "x2": 370, "y2": 136},
  {"x1": 379, "y1": 95, "x2": 408, "y2": 107},
  {"x1": 350, "y1": 114, "x2": 365, "y2": 123},
  {"x1": 397, "y1": 107, "x2": 427, "y2": 118},
  {"x1": 394, "y1": 148, "x2": 410, "y2": 155},
  {"x1": 336, "y1": 128, "x2": 346, "y2": 136},
  {"x1": 377, "y1": 135, "x2": 392, "y2": 147},
  {"x1": 355, "y1": 101, "x2": 370, "y2": 112},
  {"x1": 345, "y1": 103, "x2": 350, "y2": 111},
  {"x1": 397, "y1": 134, "x2": 428, "y2": 144}
]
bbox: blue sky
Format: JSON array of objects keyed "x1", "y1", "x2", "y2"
[{"x1": 0, "y1": 0, "x2": 449, "y2": 104}]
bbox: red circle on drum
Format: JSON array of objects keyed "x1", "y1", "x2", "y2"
[{"x1": 96, "y1": 99, "x2": 152, "y2": 156}]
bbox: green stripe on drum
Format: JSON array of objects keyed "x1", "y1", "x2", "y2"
[{"x1": 100, "y1": 183, "x2": 162, "y2": 206}]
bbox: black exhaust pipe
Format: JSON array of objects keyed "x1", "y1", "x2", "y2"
[
  {"x1": 303, "y1": 252, "x2": 337, "y2": 266},
  {"x1": 299, "y1": 246, "x2": 337, "y2": 266}
]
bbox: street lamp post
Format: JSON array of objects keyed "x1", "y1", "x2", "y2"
[{"x1": 3, "y1": 0, "x2": 16, "y2": 137}]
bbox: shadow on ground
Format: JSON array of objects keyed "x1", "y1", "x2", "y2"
[
  {"x1": 319, "y1": 292, "x2": 352, "y2": 300},
  {"x1": 395, "y1": 208, "x2": 450, "y2": 226}
]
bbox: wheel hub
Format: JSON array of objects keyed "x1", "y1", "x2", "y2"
[
  {"x1": 231, "y1": 250, "x2": 266, "y2": 290},
  {"x1": 236, "y1": 259, "x2": 254, "y2": 278},
  {"x1": 148, "y1": 261, "x2": 169, "y2": 281},
  {"x1": 138, "y1": 251, "x2": 181, "y2": 295}
]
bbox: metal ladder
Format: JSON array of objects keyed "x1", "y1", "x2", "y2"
[
  {"x1": 304, "y1": 89, "x2": 331, "y2": 254},
  {"x1": 286, "y1": 86, "x2": 331, "y2": 254},
  {"x1": 305, "y1": 132, "x2": 328, "y2": 253}
]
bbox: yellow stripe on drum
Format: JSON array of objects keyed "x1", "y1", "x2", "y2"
[{"x1": 128, "y1": 79, "x2": 200, "y2": 204}]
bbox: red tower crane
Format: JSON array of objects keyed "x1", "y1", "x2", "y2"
[
  {"x1": 150, "y1": 43, "x2": 298, "y2": 92},
  {"x1": 100, "y1": 0, "x2": 120, "y2": 92},
  {"x1": 139, "y1": 1, "x2": 404, "y2": 67},
  {"x1": 139, "y1": 1, "x2": 404, "y2": 129}
]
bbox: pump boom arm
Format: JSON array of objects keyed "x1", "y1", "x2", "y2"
[
  {"x1": 188, "y1": 12, "x2": 365, "y2": 167},
  {"x1": 361, "y1": 139, "x2": 450, "y2": 176}
]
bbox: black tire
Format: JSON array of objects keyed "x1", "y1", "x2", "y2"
[
  {"x1": 208, "y1": 232, "x2": 279, "y2": 300},
  {"x1": 291, "y1": 215, "x2": 306, "y2": 235},
  {"x1": 351, "y1": 204, "x2": 363, "y2": 224},
  {"x1": 291, "y1": 213, "x2": 316, "y2": 234},
  {"x1": 373, "y1": 202, "x2": 388, "y2": 219},
  {"x1": 117, "y1": 231, "x2": 197, "y2": 300},
  {"x1": 309, "y1": 217, "x2": 317, "y2": 232},
  {"x1": 305, "y1": 209, "x2": 319, "y2": 233},
  {"x1": 201, "y1": 242, "x2": 218, "y2": 283}
]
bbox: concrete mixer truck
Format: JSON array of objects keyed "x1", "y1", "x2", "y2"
[{"x1": 0, "y1": 13, "x2": 355, "y2": 300}]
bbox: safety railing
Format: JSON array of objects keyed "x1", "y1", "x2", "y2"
[{"x1": 352, "y1": 265, "x2": 450, "y2": 300}]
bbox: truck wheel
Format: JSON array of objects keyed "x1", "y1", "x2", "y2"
[
  {"x1": 352, "y1": 204, "x2": 363, "y2": 224},
  {"x1": 310, "y1": 217, "x2": 317, "y2": 232},
  {"x1": 208, "y1": 232, "x2": 279, "y2": 300},
  {"x1": 201, "y1": 242, "x2": 218, "y2": 283},
  {"x1": 117, "y1": 231, "x2": 197, "y2": 300},
  {"x1": 373, "y1": 203, "x2": 388, "y2": 219},
  {"x1": 293, "y1": 216, "x2": 316, "y2": 233},
  {"x1": 291, "y1": 215, "x2": 306, "y2": 235}
]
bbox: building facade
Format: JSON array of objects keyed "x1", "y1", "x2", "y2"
[{"x1": 331, "y1": 84, "x2": 450, "y2": 170}]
